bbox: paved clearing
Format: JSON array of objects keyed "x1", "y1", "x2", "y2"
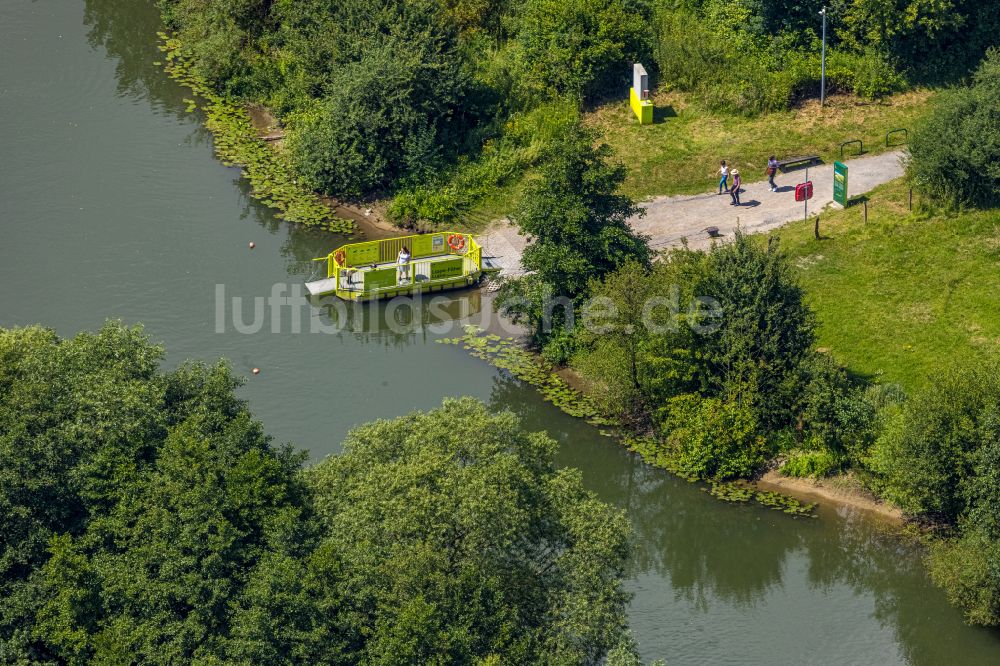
[{"x1": 477, "y1": 150, "x2": 906, "y2": 275}]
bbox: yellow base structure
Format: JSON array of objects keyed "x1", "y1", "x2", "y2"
[{"x1": 630, "y1": 88, "x2": 653, "y2": 125}]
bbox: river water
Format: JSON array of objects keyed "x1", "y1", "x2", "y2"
[{"x1": 2, "y1": 2, "x2": 999, "y2": 663}]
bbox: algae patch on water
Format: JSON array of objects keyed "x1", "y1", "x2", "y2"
[
  {"x1": 157, "y1": 33, "x2": 352, "y2": 234},
  {"x1": 437, "y1": 326, "x2": 615, "y2": 426},
  {"x1": 704, "y1": 482, "x2": 816, "y2": 517}
]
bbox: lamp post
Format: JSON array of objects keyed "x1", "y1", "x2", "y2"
[{"x1": 819, "y1": 6, "x2": 827, "y2": 106}]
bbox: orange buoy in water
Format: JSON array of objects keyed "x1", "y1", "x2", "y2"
[
  {"x1": 252, "y1": 367, "x2": 260, "y2": 375},
  {"x1": 248, "y1": 241, "x2": 256, "y2": 249}
]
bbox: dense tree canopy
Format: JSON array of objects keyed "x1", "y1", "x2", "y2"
[
  {"x1": 0, "y1": 323, "x2": 636, "y2": 664},
  {"x1": 516, "y1": 125, "x2": 650, "y2": 298},
  {"x1": 569, "y1": 233, "x2": 818, "y2": 480},
  {"x1": 862, "y1": 363, "x2": 1000, "y2": 626},
  {"x1": 308, "y1": 397, "x2": 634, "y2": 664},
  {"x1": 0, "y1": 324, "x2": 310, "y2": 663},
  {"x1": 160, "y1": 0, "x2": 473, "y2": 199},
  {"x1": 867, "y1": 365, "x2": 1000, "y2": 524},
  {"x1": 511, "y1": 0, "x2": 651, "y2": 101}
]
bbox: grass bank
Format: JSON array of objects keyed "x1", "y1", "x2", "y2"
[
  {"x1": 585, "y1": 89, "x2": 935, "y2": 199},
  {"x1": 773, "y1": 179, "x2": 1000, "y2": 391}
]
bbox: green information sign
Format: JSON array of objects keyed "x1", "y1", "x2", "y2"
[
  {"x1": 833, "y1": 161, "x2": 848, "y2": 206},
  {"x1": 430, "y1": 258, "x2": 464, "y2": 280},
  {"x1": 364, "y1": 267, "x2": 397, "y2": 291}
]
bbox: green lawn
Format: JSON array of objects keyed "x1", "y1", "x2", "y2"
[
  {"x1": 586, "y1": 89, "x2": 936, "y2": 199},
  {"x1": 772, "y1": 180, "x2": 1000, "y2": 391}
]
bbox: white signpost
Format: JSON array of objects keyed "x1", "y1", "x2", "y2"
[
  {"x1": 633, "y1": 63, "x2": 648, "y2": 101},
  {"x1": 630, "y1": 63, "x2": 652, "y2": 124}
]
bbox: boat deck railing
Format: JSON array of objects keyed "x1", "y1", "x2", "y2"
[{"x1": 312, "y1": 232, "x2": 482, "y2": 298}]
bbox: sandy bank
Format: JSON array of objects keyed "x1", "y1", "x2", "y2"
[{"x1": 755, "y1": 470, "x2": 903, "y2": 523}]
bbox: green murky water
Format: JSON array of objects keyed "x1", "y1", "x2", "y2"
[{"x1": 3, "y1": 2, "x2": 1000, "y2": 662}]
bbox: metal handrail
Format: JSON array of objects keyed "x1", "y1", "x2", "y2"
[
  {"x1": 317, "y1": 233, "x2": 484, "y2": 297},
  {"x1": 840, "y1": 139, "x2": 863, "y2": 158},
  {"x1": 315, "y1": 232, "x2": 481, "y2": 280},
  {"x1": 886, "y1": 128, "x2": 908, "y2": 147}
]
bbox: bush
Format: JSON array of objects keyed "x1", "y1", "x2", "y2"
[
  {"x1": 660, "y1": 394, "x2": 771, "y2": 481},
  {"x1": 571, "y1": 258, "x2": 697, "y2": 422},
  {"x1": 907, "y1": 49, "x2": 1000, "y2": 208},
  {"x1": 511, "y1": 0, "x2": 652, "y2": 102},
  {"x1": 541, "y1": 328, "x2": 577, "y2": 365},
  {"x1": 569, "y1": 232, "x2": 823, "y2": 474},
  {"x1": 780, "y1": 448, "x2": 842, "y2": 478},
  {"x1": 498, "y1": 121, "x2": 650, "y2": 344},
  {"x1": 651, "y1": 1, "x2": 924, "y2": 114},
  {"x1": 652, "y1": 5, "x2": 817, "y2": 114},
  {"x1": 386, "y1": 185, "x2": 465, "y2": 227},
  {"x1": 837, "y1": 0, "x2": 1000, "y2": 85},
  {"x1": 285, "y1": 26, "x2": 467, "y2": 198},
  {"x1": 927, "y1": 529, "x2": 1000, "y2": 626},
  {"x1": 865, "y1": 364, "x2": 1000, "y2": 522},
  {"x1": 849, "y1": 47, "x2": 907, "y2": 100},
  {"x1": 387, "y1": 101, "x2": 579, "y2": 226},
  {"x1": 795, "y1": 353, "x2": 879, "y2": 462},
  {"x1": 157, "y1": 0, "x2": 273, "y2": 98},
  {"x1": 572, "y1": 339, "x2": 644, "y2": 420},
  {"x1": 908, "y1": 363, "x2": 1000, "y2": 625},
  {"x1": 683, "y1": 233, "x2": 815, "y2": 430}
]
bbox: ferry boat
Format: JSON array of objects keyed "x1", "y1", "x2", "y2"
[{"x1": 305, "y1": 232, "x2": 485, "y2": 300}]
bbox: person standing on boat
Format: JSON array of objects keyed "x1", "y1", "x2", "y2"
[{"x1": 397, "y1": 245, "x2": 411, "y2": 284}]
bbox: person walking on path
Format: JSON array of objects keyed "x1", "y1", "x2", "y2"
[
  {"x1": 718, "y1": 160, "x2": 729, "y2": 194},
  {"x1": 729, "y1": 169, "x2": 742, "y2": 205},
  {"x1": 767, "y1": 155, "x2": 779, "y2": 191}
]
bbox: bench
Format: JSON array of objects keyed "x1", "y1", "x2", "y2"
[{"x1": 776, "y1": 155, "x2": 819, "y2": 172}]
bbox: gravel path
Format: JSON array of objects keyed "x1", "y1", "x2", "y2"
[
  {"x1": 477, "y1": 150, "x2": 906, "y2": 274},
  {"x1": 634, "y1": 150, "x2": 906, "y2": 250}
]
